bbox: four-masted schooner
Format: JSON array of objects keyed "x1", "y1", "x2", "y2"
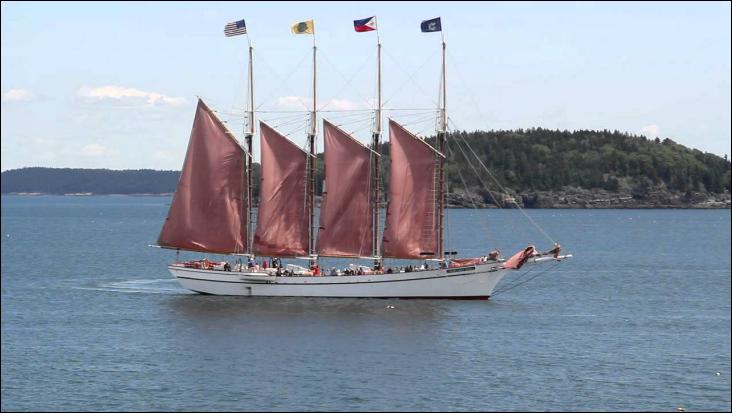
[{"x1": 154, "y1": 17, "x2": 570, "y2": 298}]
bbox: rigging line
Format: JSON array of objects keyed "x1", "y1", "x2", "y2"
[
  {"x1": 339, "y1": 114, "x2": 377, "y2": 123},
  {"x1": 415, "y1": 126, "x2": 438, "y2": 140},
  {"x1": 402, "y1": 115, "x2": 440, "y2": 129},
  {"x1": 389, "y1": 110, "x2": 440, "y2": 119},
  {"x1": 492, "y1": 262, "x2": 559, "y2": 296},
  {"x1": 283, "y1": 123, "x2": 309, "y2": 139},
  {"x1": 446, "y1": 49, "x2": 491, "y2": 126},
  {"x1": 258, "y1": 112, "x2": 311, "y2": 122},
  {"x1": 444, "y1": 49, "x2": 558, "y2": 247},
  {"x1": 454, "y1": 147, "x2": 555, "y2": 247},
  {"x1": 331, "y1": 112, "x2": 377, "y2": 122},
  {"x1": 259, "y1": 115, "x2": 310, "y2": 124},
  {"x1": 325, "y1": 109, "x2": 375, "y2": 117},
  {"x1": 318, "y1": 51, "x2": 375, "y2": 111},
  {"x1": 254, "y1": 109, "x2": 311, "y2": 114},
  {"x1": 493, "y1": 267, "x2": 536, "y2": 295},
  {"x1": 339, "y1": 117, "x2": 377, "y2": 128},
  {"x1": 340, "y1": 121, "x2": 377, "y2": 133},
  {"x1": 492, "y1": 266, "x2": 537, "y2": 296},
  {"x1": 253, "y1": 49, "x2": 311, "y2": 111},
  {"x1": 414, "y1": 116, "x2": 442, "y2": 134},
  {"x1": 450, "y1": 131, "x2": 503, "y2": 208},
  {"x1": 325, "y1": 111, "x2": 375, "y2": 121},
  {"x1": 445, "y1": 139, "x2": 497, "y2": 248},
  {"x1": 319, "y1": 109, "x2": 373, "y2": 113},
  {"x1": 262, "y1": 112, "x2": 309, "y2": 123},
  {"x1": 256, "y1": 48, "x2": 311, "y2": 109},
  {"x1": 331, "y1": 119, "x2": 376, "y2": 130},
  {"x1": 392, "y1": 114, "x2": 441, "y2": 124},
  {"x1": 255, "y1": 109, "x2": 372, "y2": 113},
  {"x1": 382, "y1": 48, "x2": 440, "y2": 107},
  {"x1": 269, "y1": 116, "x2": 309, "y2": 130},
  {"x1": 449, "y1": 118, "x2": 556, "y2": 246},
  {"x1": 399, "y1": 110, "x2": 439, "y2": 122},
  {"x1": 347, "y1": 124, "x2": 377, "y2": 136}
]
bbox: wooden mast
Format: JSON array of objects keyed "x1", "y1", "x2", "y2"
[
  {"x1": 245, "y1": 40, "x2": 255, "y2": 255},
  {"x1": 372, "y1": 37, "x2": 382, "y2": 269},
  {"x1": 308, "y1": 36, "x2": 318, "y2": 268},
  {"x1": 436, "y1": 39, "x2": 447, "y2": 260}
]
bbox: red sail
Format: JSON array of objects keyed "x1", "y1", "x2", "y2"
[
  {"x1": 316, "y1": 120, "x2": 375, "y2": 257},
  {"x1": 252, "y1": 122, "x2": 310, "y2": 257},
  {"x1": 157, "y1": 99, "x2": 247, "y2": 254},
  {"x1": 382, "y1": 119, "x2": 444, "y2": 259}
]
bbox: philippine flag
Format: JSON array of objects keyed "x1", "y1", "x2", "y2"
[{"x1": 354, "y1": 16, "x2": 377, "y2": 32}]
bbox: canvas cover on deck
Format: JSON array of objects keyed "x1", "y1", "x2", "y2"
[
  {"x1": 316, "y1": 120, "x2": 374, "y2": 257},
  {"x1": 503, "y1": 245, "x2": 537, "y2": 269},
  {"x1": 157, "y1": 99, "x2": 247, "y2": 254},
  {"x1": 382, "y1": 119, "x2": 443, "y2": 259},
  {"x1": 252, "y1": 121, "x2": 310, "y2": 257}
]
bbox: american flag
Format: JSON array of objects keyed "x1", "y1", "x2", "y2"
[{"x1": 224, "y1": 19, "x2": 247, "y2": 37}]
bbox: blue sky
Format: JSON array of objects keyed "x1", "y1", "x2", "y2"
[{"x1": 1, "y1": 1, "x2": 730, "y2": 171}]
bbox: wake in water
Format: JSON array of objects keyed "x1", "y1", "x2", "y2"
[{"x1": 74, "y1": 278, "x2": 193, "y2": 295}]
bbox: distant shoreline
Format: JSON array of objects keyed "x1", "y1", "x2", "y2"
[
  {"x1": 2, "y1": 192, "x2": 729, "y2": 209},
  {"x1": 2, "y1": 192, "x2": 174, "y2": 197}
]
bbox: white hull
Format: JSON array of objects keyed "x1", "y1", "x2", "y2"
[{"x1": 169, "y1": 263, "x2": 509, "y2": 299}]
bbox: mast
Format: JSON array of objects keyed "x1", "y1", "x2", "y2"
[
  {"x1": 436, "y1": 40, "x2": 447, "y2": 260},
  {"x1": 245, "y1": 42, "x2": 255, "y2": 255},
  {"x1": 308, "y1": 38, "x2": 318, "y2": 268},
  {"x1": 371, "y1": 39, "x2": 382, "y2": 269}
]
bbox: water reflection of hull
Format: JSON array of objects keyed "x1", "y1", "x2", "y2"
[{"x1": 169, "y1": 263, "x2": 508, "y2": 298}]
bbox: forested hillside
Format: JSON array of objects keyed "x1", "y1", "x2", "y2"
[
  {"x1": 2, "y1": 128, "x2": 730, "y2": 208},
  {"x1": 438, "y1": 128, "x2": 730, "y2": 194},
  {"x1": 0, "y1": 168, "x2": 180, "y2": 195}
]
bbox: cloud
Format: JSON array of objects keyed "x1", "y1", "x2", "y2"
[
  {"x1": 80, "y1": 143, "x2": 110, "y2": 157},
  {"x1": 152, "y1": 150, "x2": 176, "y2": 162},
  {"x1": 640, "y1": 124, "x2": 659, "y2": 138},
  {"x1": 2, "y1": 89, "x2": 35, "y2": 102},
  {"x1": 321, "y1": 98, "x2": 363, "y2": 111},
  {"x1": 273, "y1": 96, "x2": 311, "y2": 111},
  {"x1": 76, "y1": 86, "x2": 186, "y2": 107}
]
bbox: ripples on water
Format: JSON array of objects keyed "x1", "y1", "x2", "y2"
[{"x1": 1, "y1": 196, "x2": 730, "y2": 411}]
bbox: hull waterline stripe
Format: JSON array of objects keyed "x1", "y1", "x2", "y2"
[{"x1": 186, "y1": 289, "x2": 489, "y2": 299}]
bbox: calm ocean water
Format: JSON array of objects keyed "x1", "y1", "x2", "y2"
[{"x1": 1, "y1": 195, "x2": 730, "y2": 411}]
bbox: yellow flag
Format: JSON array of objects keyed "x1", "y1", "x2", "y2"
[{"x1": 291, "y1": 20, "x2": 314, "y2": 34}]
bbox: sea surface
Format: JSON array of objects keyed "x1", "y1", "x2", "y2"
[{"x1": 1, "y1": 195, "x2": 730, "y2": 411}]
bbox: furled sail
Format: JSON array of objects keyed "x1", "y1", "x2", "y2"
[
  {"x1": 252, "y1": 121, "x2": 310, "y2": 257},
  {"x1": 157, "y1": 99, "x2": 247, "y2": 254},
  {"x1": 316, "y1": 120, "x2": 376, "y2": 257},
  {"x1": 382, "y1": 119, "x2": 444, "y2": 259}
]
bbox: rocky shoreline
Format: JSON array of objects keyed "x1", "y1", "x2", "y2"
[
  {"x1": 5, "y1": 189, "x2": 731, "y2": 209},
  {"x1": 446, "y1": 187, "x2": 731, "y2": 209}
]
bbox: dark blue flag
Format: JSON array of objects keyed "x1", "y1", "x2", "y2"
[{"x1": 420, "y1": 17, "x2": 441, "y2": 32}]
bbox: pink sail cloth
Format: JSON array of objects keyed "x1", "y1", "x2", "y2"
[
  {"x1": 316, "y1": 120, "x2": 374, "y2": 257},
  {"x1": 449, "y1": 258, "x2": 485, "y2": 267},
  {"x1": 157, "y1": 99, "x2": 247, "y2": 254},
  {"x1": 382, "y1": 119, "x2": 444, "y2": 259},
  {"x1": 502, "y1": 245, "x2": 537, "y2": 270},
  {"x1": 252, "y1": 121, "x2": 310, "y2": 257}
]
